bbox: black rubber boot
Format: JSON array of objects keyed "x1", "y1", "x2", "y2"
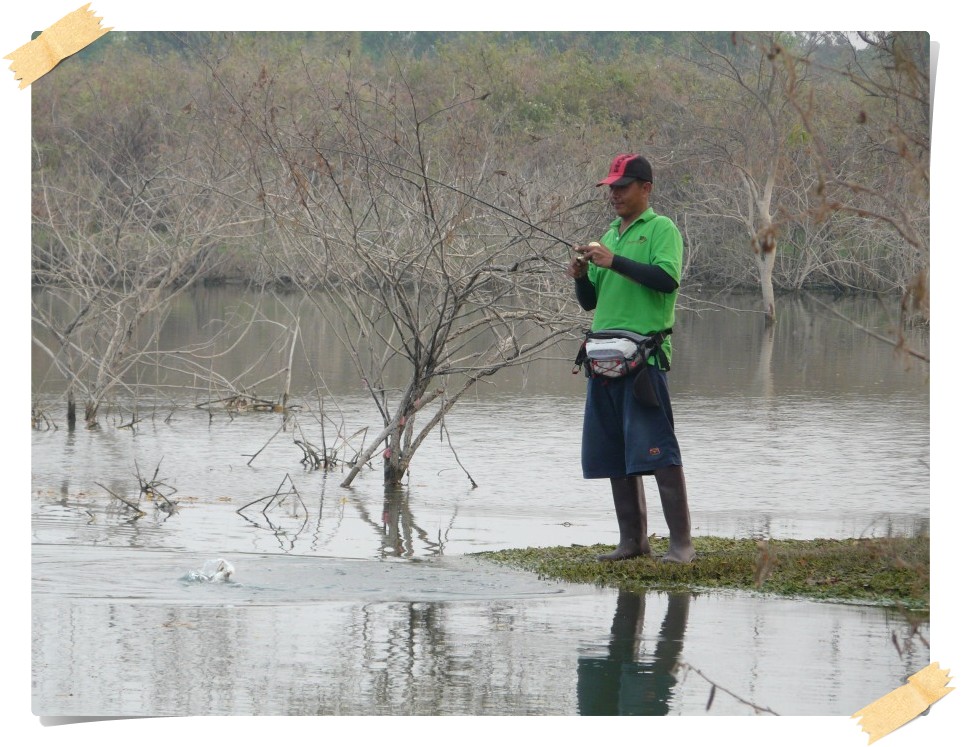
[
  {"x1": 597, "y1": 476, "x2": 652, "y2": 561},
  {"x1": 653, "y1": 465, "x2": 695, "y2": 563}
]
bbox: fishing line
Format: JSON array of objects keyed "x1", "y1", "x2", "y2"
[{"x1": 318, "y1": 146, "x2": 579, "y2": 249}]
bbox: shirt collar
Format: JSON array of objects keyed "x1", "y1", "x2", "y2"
[{"x1": 610, "y1": 207, "x2": 656, "y2": 232}]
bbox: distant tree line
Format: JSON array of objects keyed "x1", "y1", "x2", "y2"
[{"x1": 34, "y1": 30, "x2": 929, "y2": 308}]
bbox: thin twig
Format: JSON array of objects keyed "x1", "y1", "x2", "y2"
[
  {"x1": 440, "y1": 420, "x2": 478, "y2": 488},
  {"x1": 95, "y1": 481, "x2": 144, "y2": 516},
  {"x1": 243, "y1": 419, "x2": 288, "y2": 466},
  {"x1": 808, "y1": 295, "x2": 928, "y2": 362},
  {"x1": 675, "y1": 661, "x2": 780, "y2": 715}
]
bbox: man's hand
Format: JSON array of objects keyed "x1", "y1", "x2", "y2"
[
  {"x1": 566, "y1": 245, "x2": 592, "y2": 278},
  {"x1": 572, "y1": 241, "x2": 614, "y2": 270}
]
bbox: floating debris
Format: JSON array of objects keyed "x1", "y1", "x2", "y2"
[{"x1": 183, "y1": 558, "x2": 235, "y2": 583}]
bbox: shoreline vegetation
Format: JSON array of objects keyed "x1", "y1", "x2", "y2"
[
  {"x1": 474, "y1": 535, "x2": 929, "y2": 613},
  {"x1": 33, "y1": 32, "x2": 929, "y2": 298}
]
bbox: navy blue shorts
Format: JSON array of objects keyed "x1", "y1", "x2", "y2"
[{"x1": 581, "y1": 367, "x2": 682, "y2": 479}]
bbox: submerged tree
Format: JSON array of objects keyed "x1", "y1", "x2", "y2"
[
  {"x1": 31, "y1": 57, "x2": 281, "y2": 426},
  {"x1": 200, "y1": 50, "x2": 590, "y2": 487},
  {"x1": 677, "y1": 32, "x2": 824, "y2": 324},
  {"x1": 780, "y1": 31, "x2": 930, "y2": 328}
]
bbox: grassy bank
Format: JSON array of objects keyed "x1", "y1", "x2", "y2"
[{"x1": 475, "y1": 536, "x2": 929, "y2": 612}]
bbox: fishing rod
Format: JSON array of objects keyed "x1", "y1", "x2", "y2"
[{"x1": 318, "y1": 146, "x2": 580, "y2": 249}]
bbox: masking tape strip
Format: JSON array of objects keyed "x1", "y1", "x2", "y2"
[
  {"x1": 852, "y1": 662, "x2": 953, "y2": 744},
  {"x1": 4, "y1": 3, "x2": 111, "y2": 89}
]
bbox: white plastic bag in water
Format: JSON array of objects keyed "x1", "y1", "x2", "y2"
[{"x1": 183, "y1": 558, "x2": 235, "y2": 583}]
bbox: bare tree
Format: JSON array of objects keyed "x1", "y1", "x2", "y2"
[
  {"x1": 779, "y1": 31, "x2": 930, "y2": 324},
  {"x1": 677, "y1": 32, "x2": 823, "y2": 324},
  {"x1": 204, "y1": 55, "x2": 590, "y2": 487},
  {"x1": 31, "y1": 88, "x2": 277, "y2": 426}
]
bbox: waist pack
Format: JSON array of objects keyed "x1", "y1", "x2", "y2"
[{"x1": 573, "y1": 328, "x2": 671, "y2": 379}]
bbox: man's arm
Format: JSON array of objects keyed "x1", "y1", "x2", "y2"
[
  {"x1": 609, "y1": 255, "x2": 678, "y2": 293},
  {"x1": 574, "y1": 242, "x2": 678, "y2": 294},
  {"x1": 574, "y1": 274, "x2": 597, "y2": 310},
  {"x1": 566, "y1": 249, "x2": 598, "y2": 310}
]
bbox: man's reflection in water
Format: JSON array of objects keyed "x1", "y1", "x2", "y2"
[{"x1": 578, "y1": 589, "x2": 690, "y2": 715}]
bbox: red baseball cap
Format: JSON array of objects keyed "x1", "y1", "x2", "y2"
[{"x1": 597, "y1": 154, "x2": 654, "y2": 187}]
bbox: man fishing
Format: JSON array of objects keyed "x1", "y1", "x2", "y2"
[{"x1": 566, "y1": 154, "x2": 695, "y2": 563}]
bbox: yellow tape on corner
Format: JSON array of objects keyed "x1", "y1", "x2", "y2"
[
  {"x1": 852, "y1": 662, "x2": 953, "y2": 744},
  {"x1": 4, "y1": 3, "x2": 111, "y2": 89}
]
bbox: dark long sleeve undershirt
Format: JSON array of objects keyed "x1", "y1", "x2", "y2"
[
  {"x1": 574, "y1": 275, "x2": 597, "y2": 310},
  {"x1": 574, "y1": 257, "x2": 678, "y2": 311},
  {"x1": 611, "y1": 256, "x2": 679, "y2": 292}
]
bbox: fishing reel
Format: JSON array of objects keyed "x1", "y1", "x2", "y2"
[{"x1": 574, "y1": 242, "x2": 601, "y2": 264}]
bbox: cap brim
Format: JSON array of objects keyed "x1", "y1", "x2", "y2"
[{"x1": 597, "y1": 176, "x2": 637, "y2": 187}]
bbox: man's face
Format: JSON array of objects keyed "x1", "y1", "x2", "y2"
[{"x1": 609, "y1": 180, "x2": 651, "y2": 223}]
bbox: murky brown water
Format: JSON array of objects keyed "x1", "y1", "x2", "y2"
[{"x1": 31, "y1": 288, "x2": 930, "y2": 719}]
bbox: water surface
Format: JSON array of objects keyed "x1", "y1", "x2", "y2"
[{"x1": 31, "y1": 289, "x2": 930, "y2": 718}]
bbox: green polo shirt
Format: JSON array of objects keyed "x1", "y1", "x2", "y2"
[{"x1": 587, "y1": 207, "x2": 682, "y2": 365}]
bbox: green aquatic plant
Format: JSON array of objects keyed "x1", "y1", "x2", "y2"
[{"x1": 475, "y1": 535, "x2": 929, "y2": 612}]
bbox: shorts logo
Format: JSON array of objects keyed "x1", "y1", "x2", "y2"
[{"x1": 649, "y1": 447, "x2": 661, "y2": 456}]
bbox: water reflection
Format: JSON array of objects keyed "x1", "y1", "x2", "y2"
[
  {"x1": 32, "y1": 287, "x2": 928, "y2": 403},
  {"x1": 578, "y1": 590, "x2": 690, "y2": 716},
  {"x1": 229, "y1": 481, "x2": 456, "y2": 557},
  {"x1": 234, "y1": 474, "x2": 311, "y2": 551},
  {"x1": 753, "y1": 321, "x2": 776, "y2": 400},
  {"x1": 34, "y1": 564, "x2": 928, "y2": 717},
  {"x1": 380, "y1": 485, "x2": 450, "y2": 558}
]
